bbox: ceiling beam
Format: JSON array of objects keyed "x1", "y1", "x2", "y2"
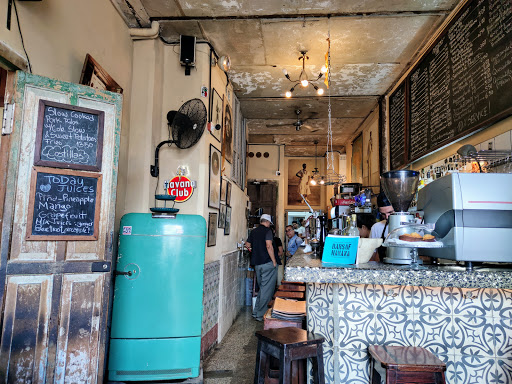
[{"x1": 151, "y1": 10, "x2": 450, "y2": 22}]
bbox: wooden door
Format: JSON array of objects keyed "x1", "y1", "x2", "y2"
[
  {"x1": 247, "y1": 181, "x2": 277, "y2": 230},
  {"x1": 0, "y1": 71, "x2": 122, "y2": 383}
]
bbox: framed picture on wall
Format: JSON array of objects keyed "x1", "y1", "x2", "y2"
[
  {"x1": 218, "y1": 203, "x2": 227, "y2": 228},
  {"x1": 207, "y1": 213, "x2": 217, "y2": 247},
  {"x1": 79, "y1": 54, "x2": 123, "y2": 94},
  {"x1": 224, "y1": 206, "x2": 231, "y2": 235},
  {"x1": 222, "y1": 102, "x2": 233, "y2": 164},
  {"x1": 208, "y1": 144, "x2": 221, "y2": 209},
  {"x1": 225, "y1": 180, "x2": 232, "y2": 206},
  {"x1": 220, "y1": 177, "x2": 227, "y2": 202},
  {"x1": 210, "y1": 89, "x2": 223, "y2": 143}
]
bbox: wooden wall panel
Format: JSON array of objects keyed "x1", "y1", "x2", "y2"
[
  {"x1": 53, "y1": 274, "x2": 104, "y2": 383},
  {"x1": 0, "y1": 276, "x2": 52, "y2": 383}
]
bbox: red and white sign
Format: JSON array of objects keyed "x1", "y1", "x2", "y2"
[{"x1": 167, "y1": 176, "x2": 194, "y2": 202}]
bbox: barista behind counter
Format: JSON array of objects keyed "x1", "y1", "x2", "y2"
[{"x1": 370, "y1": 192, "x2": 394, "y2": 261}]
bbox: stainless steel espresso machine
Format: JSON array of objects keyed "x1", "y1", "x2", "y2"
[
  {"x1": 417, "y1": 173, "x2": 512, "y2": 269},
  {"x1": 380, "y1": 170, "x2": 420, "y2": 264}
]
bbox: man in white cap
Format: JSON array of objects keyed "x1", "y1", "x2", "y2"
[{"x1": 245, "y1": 214, "x2": 277, "y2": 321}]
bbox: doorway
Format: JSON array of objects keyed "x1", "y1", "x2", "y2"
[{"x1": 247, "y1": 180, "x2": 278, "y2": 231}]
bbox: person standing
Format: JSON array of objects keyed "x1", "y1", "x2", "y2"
[
  {"x1": 370, "y1": 192, "x2": 394, "y2": 261},
  {"x1": 272, "y1": 226, "x2": 285, "y2": 284},
  {"x1": 297, "y1": 220, "x2": 306, "y2": 238},
  {"x1": 296, "y1": 163, "x2": 311, "y2": 201},
  {"x1": 245, "y1": 214, "x2": 277, "y2": 321},
  {"x1": 285, "y1": 225, "x2": 303, "y2": 263}
]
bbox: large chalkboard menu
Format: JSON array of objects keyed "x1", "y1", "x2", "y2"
[
  {"x1": 389, "y1": 0, "x2": 512, "y2": 166},
  {"x1": 26, "y1": 167, "x2": 102, "y2": 240},
  {"x1": 34, "y1": 100, "x2": 104, "y2": 171},
  {"x1": 389, "y1": 82, "x2": 407, "y2": 170}
]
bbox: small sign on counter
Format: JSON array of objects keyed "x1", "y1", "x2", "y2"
[{"x1": 322, "y1": 235, "x2": 359, "y2": 264}]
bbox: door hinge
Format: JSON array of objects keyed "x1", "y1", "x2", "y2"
[{"x1": 2, "y1": 103, "x2": 15, "y2": 135}]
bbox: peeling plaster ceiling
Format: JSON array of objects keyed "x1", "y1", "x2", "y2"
[{"x1": 113, "y1": 0, "x2": 460, "y2": 156}]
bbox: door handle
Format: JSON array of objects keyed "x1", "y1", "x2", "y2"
[{"x1": 114, "y1": 270, "x2": 132, "y2": 276}]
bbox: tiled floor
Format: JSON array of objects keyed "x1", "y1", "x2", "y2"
[{"x1": 203, "y1": 306, "x2": 262, "y2": 384}]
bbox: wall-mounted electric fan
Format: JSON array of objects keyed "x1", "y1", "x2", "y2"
[{"x1": 150, "y1": 98, "x2": 207, "y2": 177}]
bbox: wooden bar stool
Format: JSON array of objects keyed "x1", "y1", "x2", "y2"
[
  {"x1": 254, "y1": 327, "x2": 325, "y2": 384},
  {"x1": 368, "y1": 345, "x2": 446, "y2": 384},
  {"x1": 278, "y1": 284, "x2": 306, "y2": 292},
  {"x1": 273, "y1": 291, "x2": 304, "y2": 300}
]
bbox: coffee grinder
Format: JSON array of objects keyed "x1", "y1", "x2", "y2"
[{"x1": 380, "y1": 170, "x2": 420, "y2": 264}]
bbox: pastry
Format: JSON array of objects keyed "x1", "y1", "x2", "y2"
[
  {"x1": 423, "y1": 234, "x2": 435, "y2": 242},
  {"x1": 399, "y1": 232, "x2": 423, "y2": 242}
]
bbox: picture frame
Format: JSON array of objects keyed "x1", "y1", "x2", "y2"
[
  {"x1": 225, "y1": 180, "x2": 232, "y2": 207},
  {"x1": 218, "y1": 203, "x2": 227, "y2": 228},
  {"x1": 222, "y1": 102, "x2": 233, "y2": 164},
  {"x1": 79, "y1": 54, "x2": 123, "y2": 94},
  {"x1": 208, "y1": 144, "x2": 221, "y2": 209},
  {"x1": 224, "y1": 206, "x2": 232, "y2": 235},
  {"x1": 220, "y1": 177, "x2": 227, "y2": 202},
  {"x1": 207, "y1": 213, "x2": 217, "y2": 247},
  {"x1": 210, "y1": 89, "x2": 223, "y2": 143}
]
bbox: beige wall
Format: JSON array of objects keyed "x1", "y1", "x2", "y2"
[
  {"x1": 0, "y1": 0, "x2": 134, "y2": 231},
  {"x1": 126, "y1": 39, "x2": 248, "y2": 265}
]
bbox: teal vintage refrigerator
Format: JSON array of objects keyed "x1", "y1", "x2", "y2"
[{"x1": 108, "y1": 213, "x2": 206, "y2": 381}]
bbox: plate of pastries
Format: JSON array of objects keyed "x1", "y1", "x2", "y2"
[{"x1": 383, "y1": 225, "x2": 443, "y2": 248}]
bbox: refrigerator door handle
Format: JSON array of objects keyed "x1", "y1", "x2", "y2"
[{"x1": 114, "y1": 270, "x2": 133, "y2": 277}]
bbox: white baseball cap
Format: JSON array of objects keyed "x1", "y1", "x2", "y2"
[{"x1": 260, "y1": 214, "x2": 273, "y2": 224}]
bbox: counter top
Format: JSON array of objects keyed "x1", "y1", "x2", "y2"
[{"x1": 284, "y1": 249, "x2": 512, "y2": 289}]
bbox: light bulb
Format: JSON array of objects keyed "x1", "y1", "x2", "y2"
[
  {"x1": 310, "y1": 178, "x2": 317, "y2": 185},
  {"x1": 285, "y1": 91, "x2": 292, "y2": 98},
  {"x1": 282, "y1": 68, "x2": 288, "y2": 76},
  {"x1": 320, "y1": 177, "x2": 325, "y2": 185},
  {"x1": 321, "y1": 65, "x2": 327, "y2": 74},
  {"x1": 301, "y1": 79, "x2": 309, "y2": 87},
  {"x1": 317, "y1": 88, "x2": 324, "y2": 95}
]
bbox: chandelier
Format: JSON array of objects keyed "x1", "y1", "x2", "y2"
[{"x1": 282, "y1": 51, "x2": 327, "y2": 98}]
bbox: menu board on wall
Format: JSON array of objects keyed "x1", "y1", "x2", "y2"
[
  {"x1": 34, "y1": 99, "x2": 104, "y2": 171},
  {"x1": 388, "y1": 82, "x2": 407, "y2": 170},
  {"x1": 391, "y1": 0, "x2": 512, "y2": 164},
  {"x1": 26, "y1": 167, "x2": 102, "y2": 241}
]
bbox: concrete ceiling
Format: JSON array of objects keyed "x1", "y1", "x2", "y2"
[{"x1": 113, "y1": 0, "x2": 460, "y2": 156}]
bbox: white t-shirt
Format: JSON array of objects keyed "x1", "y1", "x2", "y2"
[
  {"x1": 297, "y1": 226, "x2": 305, "y2": 236},
  {"x1": 370, "y1": 220, "x2": 388, "y2": 239}
]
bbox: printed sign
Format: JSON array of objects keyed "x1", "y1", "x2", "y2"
[
  {"x1": 167, "y1": 176, "x2": 194, "y2": 202},
  {"x1": 321, "y1": 235, "x2": 359, "y2": 264}
]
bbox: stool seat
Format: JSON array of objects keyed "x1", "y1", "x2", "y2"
[
  {"x1": 254, "y1": 328, "x2": 325, "y2": 384},
  {"x1": 369, "y1": 345, "x2": 446, "y2": 384}
]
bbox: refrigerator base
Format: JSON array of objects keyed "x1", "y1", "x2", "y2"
[{"x1": 108, "y1": 337, "x2": 201, "y2": 381}]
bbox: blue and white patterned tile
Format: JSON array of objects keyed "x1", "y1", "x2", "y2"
[
  {"x1": 453, "y1": 316, "x2": 494, "y2": 358},
  {"x1": 373, "y1": 312, "x2": 415, "y2": 346},
  {"x1": 452, "y1": 288, "x2": 496, "y2": 318},
  {"x1": 373, "y1": 284, "x2": 415, "y2": 315},
  {"x1": 338, "y1": 350, "x2": 371, "y2": 384},
  {"x1": 492, "y1": 316, "x2": 512, "y2": 359},
  {"x1": 415, "y1": 286, "x2": 453, "y2": 316},
  {"x1": 455, "y1": 354, "x2": 496, "y2": 384},
  {"x1": 308, "y1": 346, "x2": 336, "y2": 384},
  {"x1": 308, "y1": 306, "x2": 336, "y2": 348},
  {"x1": 495, "y1": 358, "x2": 512, "y2": 384},
  {"x1": 338, "y1": 283, "x2": 376, "y2": 312},
  {"x1": 415, "y1": 314, "x2": 454, "y2": 355},
  {"x1": 338, "y1": 311, "x2": 375, "y2": 350},
  {"x1": 308, "y1": 283, "x2": 334, "y2": 310}
]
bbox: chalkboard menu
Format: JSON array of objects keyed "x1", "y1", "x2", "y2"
[
  {"x1": 389, "y1": 82, "x2": 407, "y2": 170},
  {"x1": 390, "y1": 0, "x2": 512, "y2": 165},
  {"x1": 34, "y1": 100, "x2": 104, "y2": 171},
  {"x1": 26, "y1": 167, "x2": 102, "y2": 240}
]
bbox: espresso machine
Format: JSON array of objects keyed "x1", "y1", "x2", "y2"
[{"x1": 380, "y1": 170, "x2": 420, "y2": 264}]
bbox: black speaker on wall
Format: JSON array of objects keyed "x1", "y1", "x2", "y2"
[{"x1": 180, "y1": 35, "x2": 196, "y2": 67}]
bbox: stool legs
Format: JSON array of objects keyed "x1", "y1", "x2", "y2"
[
  {"x1": 312, "y1": 343, "x2": 325, "y2": 384},
  {"x1": 254, "y1": 340, "x2": 267, "y2": 384}
]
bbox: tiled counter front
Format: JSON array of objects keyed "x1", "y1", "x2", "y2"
[{"x1": 307, "y1": 283, "x2": 512, "y2": 384}]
